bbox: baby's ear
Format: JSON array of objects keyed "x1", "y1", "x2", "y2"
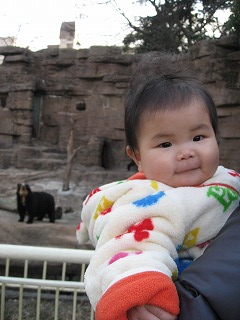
[{"x1": 126, "y1": 146, "x2": 141, "y2": 166}]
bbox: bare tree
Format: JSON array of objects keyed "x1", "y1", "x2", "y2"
[{"x1": 62, "y1": 119, "x2": 81, "y2": 191}]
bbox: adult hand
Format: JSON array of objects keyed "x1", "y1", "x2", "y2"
[{"x1": 127, "y1": 305, "x2": 177, "y2": 320}]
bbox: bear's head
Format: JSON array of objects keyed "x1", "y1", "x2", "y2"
[{"x1": 17, "y1": 183, "x2": 31, "y2": 205}]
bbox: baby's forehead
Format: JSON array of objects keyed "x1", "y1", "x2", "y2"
[{"x1": 140, "y1": 96, "x2": 209, "y2": 119}]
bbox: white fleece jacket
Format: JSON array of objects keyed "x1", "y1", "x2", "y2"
[{"x1": 76, "y1": 166, "x2": 240, "y2": 320}]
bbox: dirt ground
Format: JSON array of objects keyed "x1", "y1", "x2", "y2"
[
  {"x1": 0, "y1": 165, "x2": 134, "y2": 320},
  {"x1": 0, "y1": 165, "x2": 131, "y2": 248},
  {"x1": 3, "y1": 295, "x2": 92, "y2": 320}
]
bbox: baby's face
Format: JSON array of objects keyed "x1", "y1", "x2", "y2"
[{"x1": 129, "y1": 99, "x2": 219, "y2": 187}]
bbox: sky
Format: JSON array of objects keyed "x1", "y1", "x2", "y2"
[{"x1": 0, "y1": 0, "x2": 155, "y2": 51}]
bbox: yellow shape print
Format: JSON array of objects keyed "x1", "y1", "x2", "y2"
[
  {"x1": 151, "y1": 180, "x2": 159, "y2": 191},
  {"x1": 93, "y1": 196, "x2": 113, "y2": 220},
  {"x1": 182, "y1": 227, "x2": 200, "y2": 248},
  {"x1": 172, "y1": 268, "x2": 178, "y2": 281}
]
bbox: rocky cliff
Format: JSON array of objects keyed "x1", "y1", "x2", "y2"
[{"x1": 0, "y1": 37, "x2": 239, "y2": 172}]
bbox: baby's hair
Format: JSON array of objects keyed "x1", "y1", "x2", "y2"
[{"x1": 125, "y1": 53, "x2": 218, "y2": 151}]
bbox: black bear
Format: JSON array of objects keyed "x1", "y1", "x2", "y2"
[{"x1": 17, "y1": 183, "x2": 55, "y2": 224}]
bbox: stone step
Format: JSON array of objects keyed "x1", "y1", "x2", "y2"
[
  {"x1": 71, "y1": 167, "x2": 132, "y2": 184},
  {"x1": 41, "y1": 152, "x2": 66, "y2": 160},
  {"x1": 24, "y1": 158, "x2": 66, "y2": 171}
]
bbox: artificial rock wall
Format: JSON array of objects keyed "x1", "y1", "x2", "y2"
[{"x1": 0, "y1": 36, "x2": 239, "y2": 172}]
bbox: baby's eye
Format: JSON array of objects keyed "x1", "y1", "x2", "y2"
[
  {"x1": 193, "y1": 135, "x2": 203, "y2": 142},
  {"x1": 159, "y1": 142, "x2": 172, "y2": 148}
]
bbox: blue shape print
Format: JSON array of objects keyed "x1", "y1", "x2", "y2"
[
  {"x1": 133, "y1": 191, "x2": 165, "y2": 208},
  {"x1": 175, "y1": 257, "x2": 193, "y2": 274}
]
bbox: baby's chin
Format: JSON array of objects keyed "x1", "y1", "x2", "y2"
[
  {"x1": 166, "y1": 172, "x2": 209, "y2": 188},
  {"x1": 145, "y1": 168, "x2": 215, "y2": 187}
]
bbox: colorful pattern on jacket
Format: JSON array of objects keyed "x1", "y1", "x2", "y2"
[{"x1": 76, "y1": 166, "x2": 240, "y2": 320}]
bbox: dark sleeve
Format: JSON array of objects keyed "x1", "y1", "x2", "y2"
[{"x1": 175, "y1": 204, "x2": 240, "y2": 320}]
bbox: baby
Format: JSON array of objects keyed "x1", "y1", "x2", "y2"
[{"x1": 77, "y1": 71, "x2": 240, "y2": 320}]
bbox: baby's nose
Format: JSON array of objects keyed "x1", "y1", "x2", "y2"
[{"x1": 177, "y1": 149, "x2": 196, "y2": 161}]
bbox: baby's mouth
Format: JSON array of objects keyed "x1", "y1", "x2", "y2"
[{"x1": 176, "y1": 163, "x2": 199, "y2": 174}]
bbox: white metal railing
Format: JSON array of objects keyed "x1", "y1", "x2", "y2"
[{"x1": 0, "y1": 244, "x2": 95, "y2": 320}]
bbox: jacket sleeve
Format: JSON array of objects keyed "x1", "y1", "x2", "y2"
[
  {"x1": 176, "y1": 204, "x2": 240, "y2": 320},
  {"x1": 78, "y1": 180, "x2": 184, "y2": 320}
]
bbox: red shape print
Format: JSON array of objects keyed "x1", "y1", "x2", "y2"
[
  {"x1": 109, "y1": 251, "x2": 142, "y2": 265},
  {"x1": 117, "y1": 218, "x2": 154, "y2": 242},
  {"x1": 85, "y1": 187, "x2": 101, "y2": 204},
  {"x1": 76, "y1": 223, "x2": 81, "y2": 231},
  {"x1": 228, "y1": 170, "x2": 240, "y2": 178},
  {"x1": 101, "y1": 207, "x2": 112, "y2": 215},
  {"x1": 197, "y1": 240, "x2": 212, "y2": 249}
]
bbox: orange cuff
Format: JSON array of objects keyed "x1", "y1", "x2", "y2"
[{"x1": 96, "y1": 271, "x2": 179, "y2": 320}]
